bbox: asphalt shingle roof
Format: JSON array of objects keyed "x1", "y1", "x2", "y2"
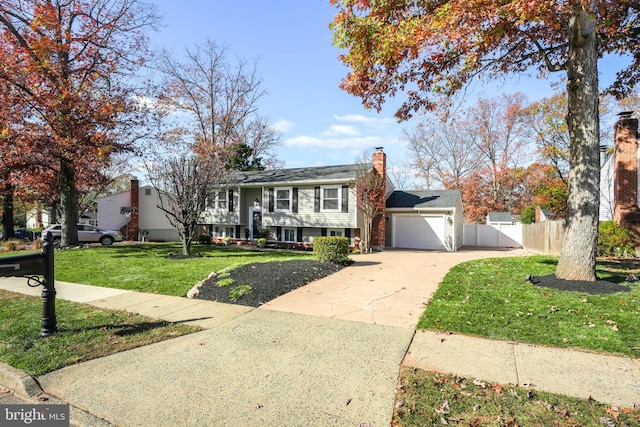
[
  {"x1": 386, "y1": 190, "x2": 460, "y2": 209},
  {"x1": 227, "y1": 164, "x2": 369, "y2": 186},
  {"x1": 487, "y1": 212, "x2": 514, "y2": 223}
]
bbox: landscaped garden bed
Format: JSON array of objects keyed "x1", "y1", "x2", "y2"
[{"x1": 193, "y1": 259, "x2": 348, "y2": 306}]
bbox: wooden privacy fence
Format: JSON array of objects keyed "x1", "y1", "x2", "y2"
[{"x1": 522, "y1": 220, "x2": 565, "y2": 255}]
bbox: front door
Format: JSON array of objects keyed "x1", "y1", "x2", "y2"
[{"x1": 249, "y1": 208, "x2": 262, "y2": 240}]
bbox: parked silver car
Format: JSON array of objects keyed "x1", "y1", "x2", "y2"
[{"x1": 43, "y1": 224, "x2": 123, "y2": 247}]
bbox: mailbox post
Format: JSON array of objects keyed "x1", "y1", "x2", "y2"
[
  {"x1": 0, "y1": 230, "x2": 56, "y2": 337},
  {"x1": 40, "y1": 231, "x2": 56, "y2": 336}
]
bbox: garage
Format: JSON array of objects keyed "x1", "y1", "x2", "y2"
[
  {"x1": 392, "y1": 214, "x2": 445, "y2": 250},
  {"x1": 385, "y1": 190, "x2": 464, "y2": 251}
]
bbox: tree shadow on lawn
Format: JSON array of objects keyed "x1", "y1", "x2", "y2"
[
  {"x1": 104, "y1": 244, "x2": 261, "y2": 259},
  {"x1": 58, "y1": 320, "x2": 199, "y2": 336},
  {"x1": 528, "y1": 274, "x2": 631, "y2": 295}
]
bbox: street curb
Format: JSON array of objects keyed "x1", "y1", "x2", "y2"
[
  {"x1": 0, "y1": 362, "x2": 43, "y2": 400},
  {"x1": 0, "y1": 362, "x2": 114, "y2": 426}
]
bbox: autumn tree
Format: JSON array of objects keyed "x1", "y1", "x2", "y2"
[
  {"x1": 404, "y1": 118, "x2": 480, "y2": 190},
  {"x1": 355, "y1": 163, "x2": 385, "y2": 253},
  {"x1": 465, "y1": 93, "x2": 532, "y2": 203},
  {"x1": 523, "y1": 163, "x2": 568, "y2": 217},
  {"x1": 405, "y1": 93, "x2": 532, "y2": 222},
  {"x1": 0, "y1": 78, "x2": 22, "y2": 239},
  {"x1": 330, "y1": 0, "x2": 640, "y2": 281},
  {"x1": 386, "y1": 159, "x2": 415, "y2": 191},
  {"x1": 234, "y1": 115, "x2": 282, "y2": 169},
  {"x1": 155, "y1": 39, "x2": 281, "y2": 167},
  {"x1": 525, "y1": 90, "x2": 618, "y2": 184},
  {"x1": 0, "y1": 0, "x2": 158, "y2": 246}
]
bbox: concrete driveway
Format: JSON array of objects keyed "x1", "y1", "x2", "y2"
[{"x1": 262, "y1": 247, "x2": 526, "y2": 328}]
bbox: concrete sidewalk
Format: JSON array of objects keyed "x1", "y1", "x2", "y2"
[{"x1": 1, "y1": 249, "x2": 639, "y2": 426}]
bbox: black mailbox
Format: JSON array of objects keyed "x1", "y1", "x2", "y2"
[
  {"x1": 0, "y1": 231, "x2": 56, "y2": 336},
  {"x1": 0, "y1": 252, "x2": 45, "y2": 278}
]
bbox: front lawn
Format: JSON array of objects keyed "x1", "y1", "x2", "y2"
[
  {"x1": 393, "y1": 367, "x2": 640, "y2": 426},
  {"x1": 418, "y1": 256, "x2": 640, "y2": 357},
  {"x1": 53, "y1": 243, "x2": 315, "y2": 295},
  {"x1": 0, "y1": 289, "x2": 200, "y2": 376}
]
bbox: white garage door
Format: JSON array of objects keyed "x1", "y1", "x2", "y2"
[{"x1": 393, "y1": 214, "x2": 445, "y2": 250}]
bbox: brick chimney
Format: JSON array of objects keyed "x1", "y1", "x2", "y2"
[
  {"x1": 121, "y1": 179, "x2": 140, "y2": 241},
  {"x1": 613, "y1": 112, "x2": 640, "y2": 239},
  {"x1": 370, "y1": 148, "x2": 387, "y2": 250}
]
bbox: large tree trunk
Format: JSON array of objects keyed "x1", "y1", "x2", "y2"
[
  {"x1": 555, "y1": 4, "x2": 600, "y2": 281},
  {"x1": 1, "y1": 181, "x2": 14, "y2": 240},
  {"x1": 60, "y1": 157, "x2": 79, "y2": 246}
]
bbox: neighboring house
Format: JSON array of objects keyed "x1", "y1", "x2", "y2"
[
  {"x1": 26, "y1": 207, "x2": 51, "y2": 229},
  {"x1": 534, "y1": 207, "x2": 555, "y2": 223},
  {"x1": 486, "y1": 212, "x2": 520, "y2": 226},
  {"x1": 599, "y1": 111, "x2": 640, "y2": 240},
  {"x1": 96, "y1": 181, "x2": 180, "y2": 242},
  {"x1": 385, "y1": 190, "x2": 464, "y2": 251},
  {"x1": 80, "y1": 212, "x2": 98, "y2": 226},
  {"x1": 26, "y1": 208, "x2": 95, "y2": 228},
  {"x1": 200, "y1": 149, "x2": 392, "y2": 249}
]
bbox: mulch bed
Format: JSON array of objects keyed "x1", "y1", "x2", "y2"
[
  {"x1": 528, "y1": 274, "x2": 632, "y2": 295},
  {"x1": 194, "y1": 259, "x2": 348, "y2": 307}
]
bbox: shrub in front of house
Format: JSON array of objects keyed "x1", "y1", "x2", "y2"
[
  {"x1": 314, "y1": 236, "x2": 349, "y2": 264},
  {"x1": 597, "y1": 221, "x2": 635, "y2": 257}
]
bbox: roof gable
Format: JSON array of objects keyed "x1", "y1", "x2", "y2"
[{"x1": 386, "y1": 190, "x2": 461, "y2": 209}]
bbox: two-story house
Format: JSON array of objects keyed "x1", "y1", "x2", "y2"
[{"x1": 200, "y1": 149, "x2": 391, "y2": 248}]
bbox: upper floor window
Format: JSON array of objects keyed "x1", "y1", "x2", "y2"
[
  {"x1": 275, "y1": 187, "x2": 292, "y2": 212},
  {"x1": 217, "y1": 190, "x2": 227, "y2": 210},
  {"x1": 321, "y1": 186, "x2": 341, "y2": 212},
  {"x1": 208, "y1": 190, "x2": 229, "y2": 210}
]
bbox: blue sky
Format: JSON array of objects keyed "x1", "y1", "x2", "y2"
[{"x1": 148, "y1": 0, "x2": 628, "y2": 175}]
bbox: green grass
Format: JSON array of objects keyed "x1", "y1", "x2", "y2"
[
  {"x1": 393, "y1": 368, "x2": 640, "y2": 426},
  {"x1": 418, "y1": 256, "x2": 640, "y2": 357},
  {"x1": 228, "y1": 284, "x2": 252, "y2": 301},
  {"x1": 216, "y1": 278, "x2": 234, "y2": 287},
  {"x1": 0, "y1": 243, "x2": 312, "y2": 375},
  {"x1": 0, "y1": 289, "x2": 200, "y2": 376},
  {"x1": 52, "y1": 243, "x2": 314, "y2": 296}
]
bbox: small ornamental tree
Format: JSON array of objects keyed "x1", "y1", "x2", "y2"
[
  {"x1": 355, "y1": 163, "x2": 385, "y2": 253},
  {"x1": 146, "y1": 153, "x2": 223, "y2": 257}
]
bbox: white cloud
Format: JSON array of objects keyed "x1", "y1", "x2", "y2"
[
  {"x1": 321, "y1": 124, "x2": 360, "y2": 137},
  {"x1": 272, "y1": 119, "x2": 294, "y2": 133},
  {"x1": 333, "y1": 114, "x2": 395, "y2": 128}
]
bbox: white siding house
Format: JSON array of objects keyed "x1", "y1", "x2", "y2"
[
  {"x1": 96, "y1": 183, "x2": 179, "y2": 242},
  {"x1": 201, "y1": 149, "x2": 390, "y2": 248}
]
